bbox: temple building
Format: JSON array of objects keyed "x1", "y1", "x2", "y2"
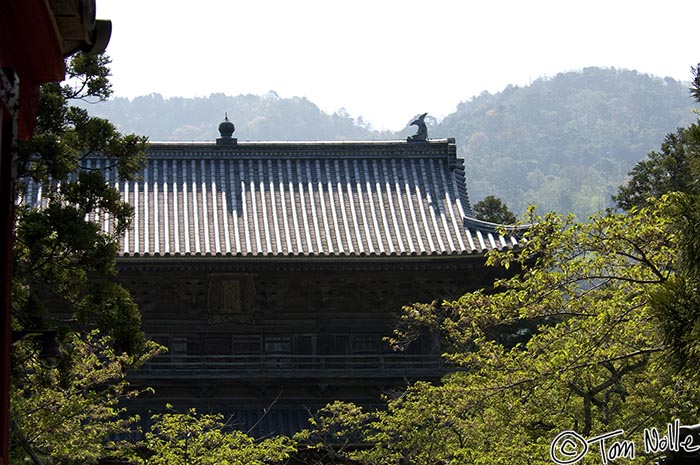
[{"x1": 30, "y1": 117, "x2": 523, "y2": 436}]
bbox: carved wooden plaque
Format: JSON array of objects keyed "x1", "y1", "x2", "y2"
[{"x1": 207, "y1": 274, "x2": 256, "y2": 323}]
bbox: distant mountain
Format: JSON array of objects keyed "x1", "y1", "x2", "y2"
[
  {"x1": 430, "y1": 67, "x2": 697, "y2": 218},
  {"x1": 81, "y1": 67, "x2": 697, "y2": 218},
  {"x1": 79, "y1": 91, "x2": 393, "y2": 142}
]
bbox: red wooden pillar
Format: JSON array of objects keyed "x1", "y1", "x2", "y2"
[
  {"x1": 0, "y1": 1, "x2": 110, "y2": 460},
  {"x1": 0, "y1": 2, "x2": 64, "y2": 462}
]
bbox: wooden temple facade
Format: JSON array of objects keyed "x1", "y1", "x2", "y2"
[{"x1": 27, "y1": 125, "x2": 523, "y2": 436}]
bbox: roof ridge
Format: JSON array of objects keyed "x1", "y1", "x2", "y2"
[{"x1": 146, "y1": 138, "x2": 454, "y2": 146}]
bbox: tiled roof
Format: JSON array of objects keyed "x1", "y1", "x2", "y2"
[{"x1": 27, "y1": 139, "x2": 524, "y2": 257}]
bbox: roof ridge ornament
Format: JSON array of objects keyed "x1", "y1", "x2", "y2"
[
  {"x1": 217, "y1": 113, "x2": 237, "y2": 145},
  {"x1": 407, "y1": 112, "x2": 429, "y2": 143}
]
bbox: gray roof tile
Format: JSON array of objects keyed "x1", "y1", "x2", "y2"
[{"x1": 26, "y1": 139, "x2": 524, "y2": 257}]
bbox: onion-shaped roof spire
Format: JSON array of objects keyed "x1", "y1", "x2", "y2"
[{"x1": 217, "y1": 113, "x2": 237, "y2": 145}]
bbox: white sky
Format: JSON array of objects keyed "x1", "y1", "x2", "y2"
[{"x1": 98, "y1": 0, "x2": 699, "y2": 131}]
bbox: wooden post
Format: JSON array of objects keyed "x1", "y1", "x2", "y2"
[{"x1": 0, "y1": 66, "x2": 19, "y2": 465}]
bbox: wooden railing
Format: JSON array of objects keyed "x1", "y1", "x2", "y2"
[{"x1": 130, "y1": 353, "x2": 447, "y2": 378}]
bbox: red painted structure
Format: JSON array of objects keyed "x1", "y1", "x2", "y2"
[{"x1": 0, "y1": 1, "x2": 110, "y2": 463}]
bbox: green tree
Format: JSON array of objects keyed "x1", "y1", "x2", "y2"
[
  {"x1": 14, "y1": 52, "x2": 148, "y2": 354},
  {"x1": 10, "y1": 331, "x2": 159, "y2": 464},
  {"x1": 123, "y1": 407, "x2": 295, "y2": 465},
  {"x1": 472, "y1": 195, "x2": 518, "y2": 224},
  {"x1": 614, "y1": 63, "x2": 700, "y2": 379},
  {"x1": 10, "y1": 52, "x2": 150, "y2": 463},
  {"x1": 299, "y1": 198, "x2": 700, "y2": 464},
  {"x1": 613, "y1": 126, "x2": 698, "y2": 209},
  {"x1": 648, "y1": 194, "x2": 700, "y2": 379},
  {"x1": 644, "y1": 66, "x2": 700, "y2": 381}
]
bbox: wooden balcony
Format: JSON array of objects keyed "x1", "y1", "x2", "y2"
[{"x1": 129, "y1": 353, "x2": 448, "y2": 379}]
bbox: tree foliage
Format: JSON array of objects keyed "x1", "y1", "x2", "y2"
[
  {"x1": 298, "y1": 197, "x2": 700, "y2": 464},
  {"x1": 10, "y1": 331, "x2": 159, "y2": 464},
  {"x1": 10, "y1": 53, "x2": 150, "y2": 463},
  {"x1": 122, "y1": 407, "x2": 295, "y2": 465},
  {"x1": 612, "y1": 63, "x2": 700, "y2": 378},
  {"x1": 472, "y1": 195, "x2": 517, "y2": 224},
  {"x1": 14, "y1": 53, "x2": 149, "y2": 355},
  {"x1": 613, "y1": 125, "x2": 700, "y2": 210},
  {"x1": 638, "y1": 66, "x2": 700, "y2": 380}
]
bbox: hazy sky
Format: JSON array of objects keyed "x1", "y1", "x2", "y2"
[{"x1": 98, "y1": 0, "x2": 699, "y2": 131}]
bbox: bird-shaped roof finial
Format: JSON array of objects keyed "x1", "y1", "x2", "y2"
[{"x1": 407, "y1": 112, "x2": 429, "y2": 142}]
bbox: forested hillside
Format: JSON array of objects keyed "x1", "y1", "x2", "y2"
[
  {"x1": 82, "y1": 67, "x2": 697, "y2": 218},
  {"x1": 432, "y1": 67, "x2": 697, "y2": 217},
  {"x1": 81, "y1": 91, "x2": 391, "y2": 141}
]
